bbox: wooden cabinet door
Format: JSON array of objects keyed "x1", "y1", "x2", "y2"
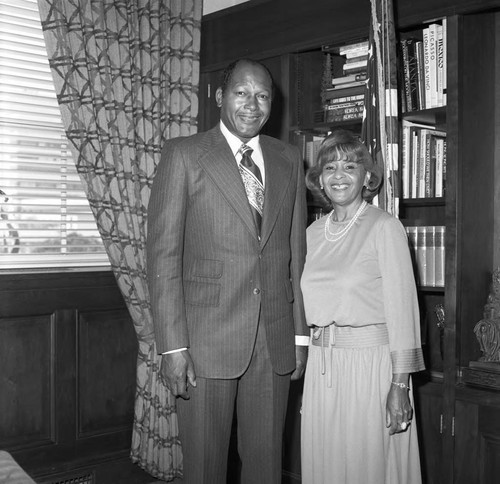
[{"x1": 413, "y1": 380, "x2": 445, "y2": 484}]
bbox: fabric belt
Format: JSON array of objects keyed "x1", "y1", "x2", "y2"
[
  {"x1": 311, "y1": 323, "x2": 389, "y2": 348},
  {"x1": 310, "y1": 323, "x2": 389, "y2": 388}
]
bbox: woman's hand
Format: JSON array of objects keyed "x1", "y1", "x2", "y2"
[{"x1": 386, "y1": 377, "x2": 413, "y2": 435}]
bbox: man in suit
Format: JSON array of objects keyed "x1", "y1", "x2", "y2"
[{"x1": 147, "y1": 58, "x2": 308, "y2": 484}]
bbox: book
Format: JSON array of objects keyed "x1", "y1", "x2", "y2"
[
  {"x1": 401, "y1": 123, "x2": 411, "y2": 198},
  {"x1": 400, "y1": 38, "x2": 419, "y2": 112},
  {"x1": 442, "y1": 18, "x2": 447, "y2": 105},
  {"x1": 417, "y1": 129, "x2": 433, "y2": 198},
  {"x1": 415, "y1": 40, "x2": 426, "y2": 110},
  {"x1": 325, "y1": 106, "x2": 364, "y2": 122},
  {"x1": 434, "y1": 136, "x2": 446, "y2": 197},
  {"x1": 325, "y1": 94, "x2": 365, "y2": 104},
  {"x1": 338, "y1": 40, "x2": 369, "y2": 55},
  {"x1": 421, "y1": 129, "x2": 435, "y2": 197},
  {"x1": 325, "y1": 104, "x2": 364, "y2": 115},
  {"x1": 305, "y1": 135, "x2": 324, "y2": 167},
  {"x1": 329, "y1": 79, "x2": 367, "y2": 90},
  {"x1": 345, "y1": 54, "x2": 368, "y2": 64},
  {"x1": 331, "y1": 72, "x2": 367, "y2": 86},
  {"x1": 406, "y1": 225, "x2": 445, "y2": 287},
  {"x1": 325, "y1": 99, "x2": 364, "y2": 110},
  {"x1": 416, "y1": 226, "x2": 427, "y2": 286},
  {"x1": 434, "y1": 226, "x2": 445, "y2": 286},
  {"x1": 425, "y1": 226, "x2": 436, "y2": 286},
  {"x1": 343, "y1": 59, "x2": 368, "y2": 71},
  {"x1": 428, "y1": 23, "x2": 439, "y2": 108},
  {"x1": 422, "y1": 26, "x2": 431, "y2": 109},
  {"x1": 430, "y1": 130, "x2": 446, "y2": 197},
  {"x1": 344, "y1": 49, "x2": 369, "y2": 59},
  {"x1": 324, "y1": 85, "x2": 365, "y2": 100},
  {"x1": 436, "y1": 23, "x2": 444, "y2": 106},
  {"x1": 410, "y1": 127, "x2": 420, "y2": 198},
  {"x1": 399, "y1": 39, "x2": 415, "y2": 111},
  {"x1": 326, "y1": 111, "x2": 363, "y2": 123}
]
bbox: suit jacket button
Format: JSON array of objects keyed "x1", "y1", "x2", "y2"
[{"x1": 253, "y1": 288, "x2": 260, "y2": 295}]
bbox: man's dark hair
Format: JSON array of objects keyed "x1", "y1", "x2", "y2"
[{"x1": 219, "y1": 58, "x2": 274, "y2": 96}]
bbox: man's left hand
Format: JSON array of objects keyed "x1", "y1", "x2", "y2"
[{"x1": 291, "y1": 345, "x2": 308, "y2": 381}]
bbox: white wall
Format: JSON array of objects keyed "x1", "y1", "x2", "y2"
[{"x1": 203, "y1": 0, "x2": 250, "y2": 16}]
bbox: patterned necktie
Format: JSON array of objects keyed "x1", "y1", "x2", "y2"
[{"x1": 238, "y1": 144, "x2": 264, "y2": 235}]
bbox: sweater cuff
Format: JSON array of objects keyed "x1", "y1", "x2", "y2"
[{"x1": 391, "y1": 348, "x2": 426, "y2": 374}]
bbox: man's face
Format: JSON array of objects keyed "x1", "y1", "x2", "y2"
[{"x1": 216, "y1": 61, "x2": 272, "y2": 142}]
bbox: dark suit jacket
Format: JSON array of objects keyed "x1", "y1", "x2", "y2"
[{"x1": 147, "y1": 125, "x2": 308, "y2": 378}]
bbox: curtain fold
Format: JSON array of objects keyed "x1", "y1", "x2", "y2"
[
  {"x1": 37, "y1": 0, "x2": 202, "y2": 479},
  {"x1": 362, "y1": 0, "x2": 400, "y2": 216}
]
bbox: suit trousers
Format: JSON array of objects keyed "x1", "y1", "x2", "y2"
[{"x1": 176, "y1": 320, "x2": 291, "y2": 484}]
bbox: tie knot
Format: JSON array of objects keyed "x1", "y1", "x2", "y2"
[{"x1": 239, "y1": 144, "x2": 253, "y2": 158}]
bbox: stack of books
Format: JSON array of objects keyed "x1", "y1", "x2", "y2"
[
  {"x1": 400, "y1": 20, "x2": 447, "y2": 111},
  {"x1": 322, "y1": 40, "x2": 368, "y2": 123},
  {"x1": 401, "y1": 120, "x2": 447, "y2": 199},
  {"x1": 406, "y1": 225, "x2": 445, "y2": 287}
]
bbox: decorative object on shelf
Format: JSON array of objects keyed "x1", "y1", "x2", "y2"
[
  {"x1": 361, "y1": 0, "x2": 400, "y2": 217},
  {"x1": 474, "y1": 268, "x2": 500, "y2": 362},
  {"x1": 434, "y1": 303, "x2": 445, "y2": 360},
  {"x1": 463, "y1": 267, "x2": 500, "y2": 390}
]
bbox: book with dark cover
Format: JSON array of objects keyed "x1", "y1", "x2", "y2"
[
  {"x1": 324, "y1": 85, "x2": 365, "y2": 100},
  {"x1": 400, "y1": 38, "x2": 412, "y2": 111},
  {"x1": 406, "y1": 38, "x2": 420, "y2": 112},
  {"x1": 331, "y1": 72, "x2": 367, "y2": 86},
  {"x1": 415, "y1": 41, "x2": 426, "y2": 110}
]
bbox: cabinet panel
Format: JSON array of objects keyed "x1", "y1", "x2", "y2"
[
  {"x1": 413, "y1": 381, "x2": 444, "y2": 484},
  {"x1": 0, "y1": 315, "x2": 54, "y2": 448},
  {"x1": 78, "y1": 309, "x2": 137, "y2": 437},
  {"x1": 478, "y1": 406, "x2": 500, "y2": 484},
  {"x1": 455, "y1": 401, "x2": 500, "y2": 484}
]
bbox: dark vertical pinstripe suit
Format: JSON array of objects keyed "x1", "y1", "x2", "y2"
[{"x1": 147, "y1": 124, "x2": 307, "y2": 483}]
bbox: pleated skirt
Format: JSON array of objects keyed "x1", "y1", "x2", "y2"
[{"x1": 301, "y1": 325, "x2": 422, "y2": 484}]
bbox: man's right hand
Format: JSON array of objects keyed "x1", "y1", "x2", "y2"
[{"x1": 160, "y1": 351, "x2": 197, "y2": 399}]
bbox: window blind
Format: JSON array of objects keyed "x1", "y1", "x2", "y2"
[{"x1": 0, "y1": 0, "x2": 109, "y2": 270}]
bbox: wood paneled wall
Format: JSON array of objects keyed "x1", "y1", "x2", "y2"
[{"x1": 0, "y1": 272, "x2": 137, "y2": 479}]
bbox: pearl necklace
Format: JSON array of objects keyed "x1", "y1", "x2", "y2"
[{"x1": 324, "y1": 200, "x2": 367, "y2": 242}]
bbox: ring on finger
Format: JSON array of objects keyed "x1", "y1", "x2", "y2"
[{"x1": 400, "y1": 422, "x2": 408, "y2": 430}]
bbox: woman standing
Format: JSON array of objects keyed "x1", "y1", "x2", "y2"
[{"x1": 300, "y1": 129, "x2": 425, "y2": 484}]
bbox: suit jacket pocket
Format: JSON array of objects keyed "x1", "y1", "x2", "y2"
[
  {"x1": 185, "y1": 280, "x2": 221, "y2": 307},
  {"x1": 192, "y1": 258, "x2": 223, "y2": 279}
]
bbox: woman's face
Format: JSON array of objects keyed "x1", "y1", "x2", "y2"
[{"x1": 320, "y1": 158, "x2": 368, "y2": 207}]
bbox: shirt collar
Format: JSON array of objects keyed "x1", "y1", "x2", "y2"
[{"x1": 220, "y1": 120, "x2": 260, "y2": 157}]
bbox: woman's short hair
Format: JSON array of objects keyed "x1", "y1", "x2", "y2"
[{"x1": 305, "y1": 129, "x2": 383, "y2": 209}]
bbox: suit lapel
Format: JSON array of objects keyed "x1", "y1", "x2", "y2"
[
  {"x1": 260, "y1": 138, "x2": 293, "y2": 245},
  {"x1": 196, "y1": 127, "x2": 258, "y2": 237}
]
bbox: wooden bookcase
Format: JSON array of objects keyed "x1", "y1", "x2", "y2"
[{"x1": 200, "y1": 2, "x2": 500, "y2": 483}]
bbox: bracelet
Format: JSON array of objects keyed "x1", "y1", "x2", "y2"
[{"x1": 391, "y1": 381, "x2": 410, "y2": 390}]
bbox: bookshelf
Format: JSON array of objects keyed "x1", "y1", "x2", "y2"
[{"x1": 200, "y1": 3, "x2": 500, "y2": 483}]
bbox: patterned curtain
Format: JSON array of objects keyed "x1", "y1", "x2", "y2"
[
  {"x1": 362, "y1": 0, "x2": 399, "y2": 216},
  {"x1": 37, "y1": 0, "x2": 202, "y2": 479}
]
